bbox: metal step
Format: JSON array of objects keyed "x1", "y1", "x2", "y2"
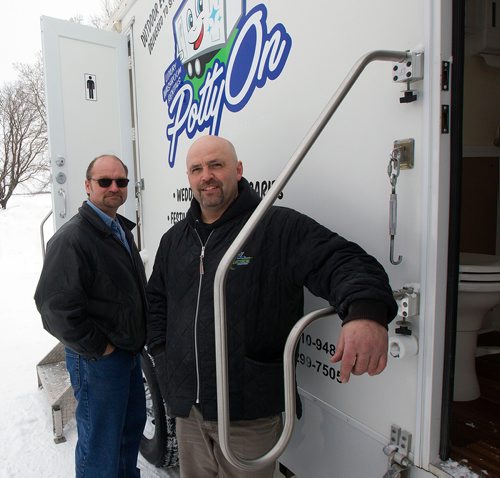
[
  {"x1": 37, "y1": 361, "x2": 71, "y2": 403},
  {"x1": 36, "y1": 343, "x2": 76, "y2": 443}
]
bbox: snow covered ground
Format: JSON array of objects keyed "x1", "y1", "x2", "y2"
[
  {"x1": 0, "y1": 193, "x2": 74, "y2": 477},
  {"x1": 0, "y1": 194, "x2": 177, "y2": 478}
]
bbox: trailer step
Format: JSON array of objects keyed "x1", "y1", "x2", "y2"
[
  {"x1": 37, "y1": 361, "x2": 71, "y2": 403},
  {"x1": 36, "y1": 342, "x2": 76, "y2": 443}
]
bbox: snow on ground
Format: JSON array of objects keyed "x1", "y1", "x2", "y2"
[
  {"x1": 0, "y1": 193, "x2": 76, "y2": 478},
  {"x1": 438, "y1": 460, "x2": 481, "y2": 478}
]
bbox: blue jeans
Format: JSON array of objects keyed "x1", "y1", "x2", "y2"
[{"x1": 65, "y1": 348, "x2": 146, "y2": 478}]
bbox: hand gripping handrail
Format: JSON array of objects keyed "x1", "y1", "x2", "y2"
[{"x1": 213, "y1": 49, "x2": 411, "y2": 471}]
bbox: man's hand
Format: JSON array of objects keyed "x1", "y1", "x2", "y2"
[
  {"x1": 331, "y1": 319, "x2": 388, "y2": 383},
  {"x1": 103, "y1": 343, "x2": 116, "y2": 356}
]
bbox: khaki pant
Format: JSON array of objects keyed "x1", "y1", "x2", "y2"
[{"x1": 176, "y1": 406, "x2": 282, "y2": 478}]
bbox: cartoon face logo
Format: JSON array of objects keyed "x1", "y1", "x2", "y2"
[
  {"x1": 186, "y1": 0, "x2": 205, "y2": 51},
  {"x1": 173, "y1": 0, "x2": 229, "y2": 78}
]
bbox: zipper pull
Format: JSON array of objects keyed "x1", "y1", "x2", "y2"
[{"x1": 200, "y1": 245, "x2": 206, "y2": 275}]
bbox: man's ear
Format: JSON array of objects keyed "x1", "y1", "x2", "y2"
[{"x1": 236, "y1": 161, "x2": 243, "y2": 180}]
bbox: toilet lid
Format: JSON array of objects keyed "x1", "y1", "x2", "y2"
[{"x1": 460, "y1": 253, "x2": 500, "y2": 282}]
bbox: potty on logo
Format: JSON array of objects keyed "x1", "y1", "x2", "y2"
[{"x1": 162, "y1": 0, "x2": 292, "y2": 168}]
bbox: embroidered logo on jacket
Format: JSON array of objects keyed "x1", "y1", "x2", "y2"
[{"x1": 231, "y1": 251, "x2": 253, "y2": 269}]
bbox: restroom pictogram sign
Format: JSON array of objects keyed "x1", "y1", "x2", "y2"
[{"x1": 85, "y1": 74, "x2": 97, "y2": 101}]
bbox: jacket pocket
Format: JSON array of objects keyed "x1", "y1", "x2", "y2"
[{"x1": 243, "y1": 357, "x2": 284, "y2": 417}]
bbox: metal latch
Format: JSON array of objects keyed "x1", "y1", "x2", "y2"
[
  {"x1": 387, "y1": 140, "x2": 414, "y2": 266},
  {"x1": 135, "y1": 178, "x2": 145, "y2": 198},
  {"x1": 383, "y1": 425, "x2": 413, "y2": 477},
  {"x1": 393, "y1": 139, "x2": 414, "y2": 170},
  {"x1": 393, "y1": 286, "x2": 419, "y2": 335}
]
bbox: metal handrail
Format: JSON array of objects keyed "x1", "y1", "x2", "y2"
[
  {"x1": 214, "y1": 49, "x2": 411, "y2": 471},
  {"x1": 40, "y1": 209, "x2": 53, "y2": 260}
]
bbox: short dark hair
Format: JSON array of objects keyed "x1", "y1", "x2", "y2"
[{"x1": 86, "y1": 155, "x2": 128, "y2": 179}]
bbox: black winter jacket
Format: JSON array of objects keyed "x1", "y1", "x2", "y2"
[
  {"x1": 35, "y1": 202, "x2": 148, "y2": 359},
  {"x1": 147, "y1": 178, "x2": 397, "y2": 420}
]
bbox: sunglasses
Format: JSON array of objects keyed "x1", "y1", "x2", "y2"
[{"x1": 90, "y1": 178, "x2": 130, "y2": 188}]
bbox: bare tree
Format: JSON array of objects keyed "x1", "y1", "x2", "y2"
[
  {"x1": 89, "y1": 0, "x2": 121, "y2": 29},
  {"x1": 67, "y1": 1, "x2": 120, "y2": 29},
  {"x1": 0, "y1": 57, "x2": 49, "y2": 209},
  {"x1": 68, "y1": 14, "x2": 85, "y2": 25}
]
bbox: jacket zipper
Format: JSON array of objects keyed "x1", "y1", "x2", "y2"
[{"x1": 193, "y1": 228, "x2": 214, "y2": 404}]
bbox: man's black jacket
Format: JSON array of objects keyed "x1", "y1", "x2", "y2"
[
  {"x1": 147, "y1": 178, "x2": 397, "y2": 420},
  {"x1": 35, "y1": 203, "x2": 148, "y2": 359}
]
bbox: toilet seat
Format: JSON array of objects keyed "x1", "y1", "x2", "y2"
[
  {"x1": 459, "y1": 253, "x2": 500, "y2": 284},
  {"x1": 455, "y1": 253, "x2": 500, "y2": 400}
]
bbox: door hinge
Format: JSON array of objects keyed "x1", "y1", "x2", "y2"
[
  {"x1": 135, "y1": 179, "x2": 144, "y2": 200},
  {"x1": 441, "y1": 61, "x2": 450, "y2": 91},
  {"x1": 135, "y1": 178, "x2": 145, "y2": 194},
  {"x1": 131, "y1": 127, "x2": 136, "y2": 141},
  {"x1": 441, "y1": 105, "x2": 450, "y2": 134},
  {"x1": 383, "y1": 425, "x2": 413, "y2": 477}
]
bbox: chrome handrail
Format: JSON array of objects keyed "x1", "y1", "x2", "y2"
[
  {"x1": 40, "y1": 209, "x2": 53, "y2": 260},
  {"x1": 213, "y1": 49, "x2": 411, "y2": 471}
]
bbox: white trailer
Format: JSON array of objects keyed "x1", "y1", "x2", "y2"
[{"x1": 39, "y1": 0, "x2": 500, "y2": 476}]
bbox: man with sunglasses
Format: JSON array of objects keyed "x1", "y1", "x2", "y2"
[{"x1": 35, "y1": 154, "x2": 148, "y2": 478}]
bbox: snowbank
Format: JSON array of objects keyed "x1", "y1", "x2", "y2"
[{"x1": 0, "y1": 194, "x2": 76, "y2": 478}]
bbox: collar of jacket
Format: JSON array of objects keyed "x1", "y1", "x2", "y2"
[
  {"x1": 78, "y1": 202, "x2": 136, "y2": 236},
  {"x1": 187, "y1": 177, "x2": 261, "y2": 229}
]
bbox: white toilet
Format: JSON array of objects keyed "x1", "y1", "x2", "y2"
[{"x1": 454, "y1": 252, "x2": 500, "y2": 401}]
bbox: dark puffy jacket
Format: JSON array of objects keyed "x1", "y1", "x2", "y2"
[
  {"x1": 147, "y1": 178, "x2": 397, "y2": 420},
  {"x1": 35, "y1": 202, "x2": 148, "y2": 359}
]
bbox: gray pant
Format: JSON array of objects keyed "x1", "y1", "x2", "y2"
[{"x1": 176, "y1": 406, "x2": 282, "y2": 478}]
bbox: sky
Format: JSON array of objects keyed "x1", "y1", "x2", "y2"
[{"x1": 0, "y1": 0, "x2": 106, "y2": 84}]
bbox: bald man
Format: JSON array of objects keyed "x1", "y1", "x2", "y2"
[
  {"x1": 35, "y1": 155, "x2": 148, "y2": 478},
  {"x1": 147, "y1": 136, "x2": 397, "y2": 477}
]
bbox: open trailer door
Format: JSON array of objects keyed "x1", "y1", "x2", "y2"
[{"x1": 41, "y1": 16, "x2": 135, "y2": 230}]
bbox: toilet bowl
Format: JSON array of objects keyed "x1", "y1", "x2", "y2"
[{"x1": 454, "y1": 252, "x2": 500, "y2": 401}]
